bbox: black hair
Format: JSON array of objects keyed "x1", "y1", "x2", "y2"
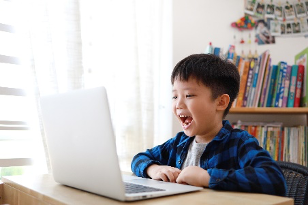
[{"x1": 171, "y1": 54, "x2": 240, "y2": 118}]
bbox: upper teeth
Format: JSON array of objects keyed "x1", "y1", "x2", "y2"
[{"x1": 179, "y1": 115, "x2": 188, "y2": 117}]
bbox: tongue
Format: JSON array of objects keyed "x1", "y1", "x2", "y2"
[{"x1": 184, "y1": 116, "x2": 193, "y2": 124}]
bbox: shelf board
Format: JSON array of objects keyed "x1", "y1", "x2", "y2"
[{"x1": 229, "y1": 107, "x2": 308, "y2": 114}]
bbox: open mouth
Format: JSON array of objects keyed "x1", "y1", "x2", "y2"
[{"x1": 179, "y1": 114, "x2": 193, "y2": 129}]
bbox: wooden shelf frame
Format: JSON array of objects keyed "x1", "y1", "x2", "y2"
[
  {"x1": 229, "y1": 108, "x2": 308, "y2": 126},
  {"x1": 229, "y1": 107, "x2": 308, "y2": 114}
]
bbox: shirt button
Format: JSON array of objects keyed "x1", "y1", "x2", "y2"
[
  {"x1": 178, "y1": 160, "x2": 181, "y2": 164},
  {"x1": 216, "y1": 179, "x2": 221, "y2": 182}
]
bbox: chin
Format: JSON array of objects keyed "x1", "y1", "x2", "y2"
[{"x1": 183, "y1": 130, "x2": 195, "y2": 137}]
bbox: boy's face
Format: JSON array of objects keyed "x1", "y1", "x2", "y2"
[{"x1": 172, "y1": 77, "x2": 224, "y2": 142}]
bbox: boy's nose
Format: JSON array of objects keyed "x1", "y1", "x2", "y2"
[{"x1": 176, "y1": 97, "x2": 184, "y2": 109}]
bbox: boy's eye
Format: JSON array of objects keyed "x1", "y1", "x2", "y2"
[
  {"x1": 186, "y1": 94, "x2": 194, "y2": 98},
  {"x1": 172, "y1": 96, "x2": 177, "y2": 100}
]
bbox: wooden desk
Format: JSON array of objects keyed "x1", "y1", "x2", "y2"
[{"x1": 1, "y1": 174, "x2": 294, "y2": 205}]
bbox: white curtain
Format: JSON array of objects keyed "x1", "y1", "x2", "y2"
[{"x1": 24, "y1": 0, "x2": 172, "y2": 172}]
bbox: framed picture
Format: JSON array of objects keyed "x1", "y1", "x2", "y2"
[
  {"x1": 284, "y1": 3, "x2": 296, "y2": 20},
  {"x1": 275, "y1": 5, "x2": 284, "y2": 20},
  {"x1": 294, "y1": 2, "x2": 307, "y2": 18},
  {"x1": 280, "y1": 23, "x2": 286, "y2": 35},
  {"x1": 255, "y1": 2, "x2": 265, "y2": 18},
  {"x1": 300, "y1": 17, "x2": 308, "y2": 33},
  {"x1": 255, "y1": 19, "x2": 275, "y2": 45},
  {"x1": 270, "y1": 20, "x2": 281, "y2": 36},
  {"x1": 265, "y1": 3, "x2": 275, "y2": 18},
  {"x1": 292, "y1": 22, "x2": 301, "y2": 33},
  {"x1": 245, "y1": 0, "x2": 256, "y2": 15},
  {"x1": 286, "y1": 22, "x2": 293, "y2": 34}
]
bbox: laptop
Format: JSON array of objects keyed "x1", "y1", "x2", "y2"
[{"x1": 40, "y1": 86, "x2": 203, "y2": 201}]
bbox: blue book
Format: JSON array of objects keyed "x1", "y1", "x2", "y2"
[
  {"x1": 266, "y1": 65, "x2": 278, "y2": 107},
  {"x1": 272, "y1": 62, "x2": 285, "y2": 107},
  {"x1": 213, "y1": 47, "x2": 220, "y2": 56},
  {"x1": 277, "y1": 62, "x2": 287, "y2": 107},
  {"x1": 287, "y1": 65, "x2": 298, "y2": 107}
]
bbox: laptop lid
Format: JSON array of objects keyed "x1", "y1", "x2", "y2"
[{"x1": 40, "y1": 87, "x2": 202, "y2": 201}]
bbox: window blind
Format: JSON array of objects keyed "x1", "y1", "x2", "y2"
[{"x1": 0, "y1": 0, "x2": 36, "y2": 167}]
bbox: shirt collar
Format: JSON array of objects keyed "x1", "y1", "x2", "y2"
[{"x1": 211, "y1": 120, "x2": 232, "y2": 142}]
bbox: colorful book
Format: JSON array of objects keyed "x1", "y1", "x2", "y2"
[
  {"x1": 232, "y1": 58, "x2": 245, "y2": 107},
  {"x1": 266, "y1": 65, "x2": 278, "y2": 107},
  {"x1": 236, "y1": 60, "x2": 250, "y2": 107},
  {"x1": 243, "y1": 59, "x2": 256, "y2": 107},
  {"x1": 282, "y1": 65, "x2": 292, "y2": 107},
  {"x1": 277, "y1": 62, "x2": 287, "y2": 107},
  {"x1": 254, "y1": 51, "x2": 270, "y2": 107},
  {"x1": 247, "y1": 58, "x2": 260, "y2": 107},
  {"x1": 295, "y1": 47, "x2": 308, "y2": 107},
  {"x1": 272, "y1": 62, "x2": 287, "y2": 107},
  {"x1": 260, "y1": 58, "x2": 271, "y2": 107},
  {"x1": 287, "y1": 65, "x2": 298, "y2": 107},
  {"x1": 294, "y1": 65, "x2": 304, "y2": 107}
]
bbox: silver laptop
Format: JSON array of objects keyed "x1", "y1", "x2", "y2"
[{"x1": 40, "y1": 86, "x2": 202, "y2": 201}]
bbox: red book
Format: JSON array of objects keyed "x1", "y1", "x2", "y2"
[{"x1": 294, "y1": 65, "x2": 304, "y2": 107}]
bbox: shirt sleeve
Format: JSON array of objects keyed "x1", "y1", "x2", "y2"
[
  {"x1": 207, "y1": 137, "x2": 287, "y2": 196},
  {"x1": 131, "y1": 136, "x2": 177, "y2": 178}
]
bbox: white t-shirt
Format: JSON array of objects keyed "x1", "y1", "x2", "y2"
[{"x1": 181, "y1": 139, "x2": 208, "y2": 169}]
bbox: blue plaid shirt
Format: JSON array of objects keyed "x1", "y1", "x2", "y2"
[{"x1": 131, "y1": 120, "x2": 287, "y2": 196}]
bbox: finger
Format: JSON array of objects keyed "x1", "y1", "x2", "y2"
[
  {"x1": 165, "y1": 170, "x2": 176, "y2": 182},
  {"x1": 159, "y1": 173, "x2": 169, "y2": 182},
  {"x1": 176, "y1": 173, "x2": 187, "y2": 185},
  {"x1": 172, "y1": 170, "x2": 181, "y2": 180}
]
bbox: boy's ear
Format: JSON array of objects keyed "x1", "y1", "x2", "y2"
[{"x1": 216, "y1": 94, "x2": 230, "y2": 111}]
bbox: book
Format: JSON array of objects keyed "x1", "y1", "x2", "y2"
[
  {"x1": 287, "y1": 65, "x2": 298, "y2": 107},
  {"x1": 271, "y1": 63, "x2": 282, "y2": 107},
  {"x1": 272, "y1": 62, "x2": 287, "y2": 107},
  {"x1": 236, "y1": 60, "x2": 250, "y2": 107},
  {"x1": 282, "y1": 65, "x2": 292, "y2": 107},
  {"x1": 294, "y1": 65, "x2": 304, "y2": 107},
  {"x1": 232, "y1": 57, "x2": 245, "y2": 107},
  {"x1": 254, "y1": 51, "x2": 270, "y2": 107},
  {"x1": 260, "y1": 58, "x2": 271, "y2": 107},
  {"x1": 277, "y1": 62, "x2": 287, "y2": 107},
  {"x1": 246, "y1": 58, "x2": 260, "y2": 107},
  {"x1": 266, "y1": 65, "x2": 278, "y2": 107},
  {"x1": 295, "y1": 47, "x2": 308, "y2": 107},
  {"x1": 242, "y1": 59, "x2": 256, "y2": 107},
  {"x1": 213, "y1": 47, "x2": 221, "y2": 57}
]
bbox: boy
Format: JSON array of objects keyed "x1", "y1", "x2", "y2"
[{"x1": 131, "y1": 54, "x2": 286, "y2": 196}]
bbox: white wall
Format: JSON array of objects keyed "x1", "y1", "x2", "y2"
[{"x1": 172, "y1": 0, "x2": 308, "y2": 135}]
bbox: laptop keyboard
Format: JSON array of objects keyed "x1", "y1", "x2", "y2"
[{"x1": 124, "y1": 182, "x2": 165, "y2": 194}]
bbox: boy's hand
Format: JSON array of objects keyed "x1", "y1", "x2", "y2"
[
  {"x1": 176, "y1": 166, "x2": 210, "y2": 187},
  {"x1": 146, "y1": 164, "x2": 181, "y2": 183}
]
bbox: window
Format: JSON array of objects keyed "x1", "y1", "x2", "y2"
[{"x1": 0, "y1": 0, "x2": 47, "y2": 177}]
